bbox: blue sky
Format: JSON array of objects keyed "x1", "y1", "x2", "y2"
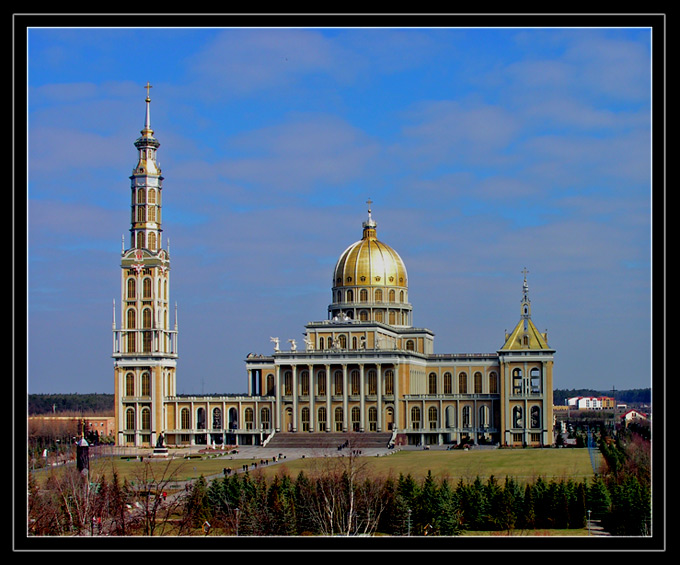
[{"x1": 25, "y1": 22, "x2": 656, "y2": 395}]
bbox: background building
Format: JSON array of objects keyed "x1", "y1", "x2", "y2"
[{"x1": 114, "y1": 91, "x2": 555, "y2": 449}]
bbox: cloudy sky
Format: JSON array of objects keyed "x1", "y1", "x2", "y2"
[{"x1": 24, "y1": 19, "x2": 657, "y2": 396}]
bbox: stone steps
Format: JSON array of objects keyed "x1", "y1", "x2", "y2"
[{"x1": 265, "y1": 431, "x2": 392, "y2": 450}]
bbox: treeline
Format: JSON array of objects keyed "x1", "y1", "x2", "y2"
[
  {"x1": 553, "y1": 388, "x2": 651, "y2": 406},
  {"x1": 28, "y1": 393, "x2": 114, "y2": 416},
  {"x1": 28, "y1": 428, "x2": 651, "y2": 537},
  {"x1": 29, "y1": 389, "x2": 651, "y2": 415}
]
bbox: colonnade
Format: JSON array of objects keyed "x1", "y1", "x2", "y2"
[{"x1": 248, "y1": 361, "x2": 400, "y2": 434}]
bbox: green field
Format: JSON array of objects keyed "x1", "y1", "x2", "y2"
[
  {"x1": 262, "y1": 448, "x2": 602, "y2": 484},
  {"x1": 44, "y1": 447, "x2": 601, "y2": 488}
]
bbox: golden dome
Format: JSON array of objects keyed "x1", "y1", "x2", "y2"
[
  {"x1": 333, "y1": 223, "x2": 408, "y2": 289},
  {"x1": 329, "y1": 203, "x2": 412, "y2": 327}
]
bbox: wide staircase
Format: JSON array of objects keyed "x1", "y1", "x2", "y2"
[{"x1": 264, "y1": 431, "x2": 393, "y2": 451}]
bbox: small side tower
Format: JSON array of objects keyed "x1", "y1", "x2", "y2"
[
  {"x1": 498, "y1": 269, "x2": 555, "y2": 447},
  {"x1": 113, "y1": 84, "x2": 178, "y2": 448}
]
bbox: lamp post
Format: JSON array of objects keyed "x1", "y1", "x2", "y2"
[{"x1": 587, "y1": 509, "x2": 592, "y2": 536}]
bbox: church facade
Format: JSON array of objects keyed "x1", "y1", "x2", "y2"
[{"x1": 113, "y1": 90, "x2": 555, "y2": 450}]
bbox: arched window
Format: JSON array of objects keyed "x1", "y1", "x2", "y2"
[
  {"x1": 368, "y1": 370, "x2": 377, "y2": 395},
  {"x1": 267, "y1": 374, "x2": 275, "y2": 395},
  {"x1": 474, "y1": 372, "x2": 482, "y2": 394},
  {"x1": 406, "y1": 340, "x2": 415, "y2": 351},
  {"x1": 360, "y1": 289, "x2": 368, "y2": 302},
  {"x1": 136, "y1": 232, "x2": 145, "y2": 249},
  {"x1": 531, "y1": 406, "x2": 541, "y2": 429},
  {"x1": 317, "y1": 406, "x2": 327, "y2": 431},
  {"x1": 137, "y1": 188, "x2": 145, "y2": 204},
  {"x1": 197, "y1": 407, "x2": 206, "y2": 430},
  {"x1": 334, "y1": 407, "x2": 343, "y2": 431},
  {"x1": 127, "y1": 308, "x2": 136, "y2": 329},
  {"x1": 410, "y1": 406, "x2": 421, "y2": 429},
  {"x1": 462, "y1": 405, "x2": 470, "y2": 428},
  {"x1": 317, "y1": 371, "x2": 326, "y2": 396},
  {"x1": 141, "y1": 408, "x2": 150, "y2": 430},
  {"x1": 389, "y1": 289, "x2": 395, "y2": 302},
  {"x1": 261, "y1": 407, "x2": 271, "y2": 430},
  {"x1": 368, "y1": 406, "x2": 377, "y2": 431},
  {"x1": 143, "y1": 308, "x2": 152, "y2": 328},
  {"x1": 125, "y1": 408, "x2": 135, "y2": 430},
  {"x1": 375, "y1": 310, "x2": 383, "y2": 322},
  {"x1": 384, "y1": 369, "x2": 394, "y2": 395},
  {"x1": 359, "y1": 310, "x2": 368, "y2": 321},
  {"x1": 489, "y1": 372, "x2": 498, "y2": 394},
  {"x1": 301, "y1": 407, "x2": 310, "y2": 431},
  {"x1": 444, "y1": 372, "x2": 452, "y2": 394},
  {"x1": 125, "y1": 373, "x2": 135, "y2": 396},
  {"x1": 512, "y1": 368, "x2": 523, "y2": 395},
  {"x1": 180, "y1": 408, "x2": 190, "y2": 429},
  {"x1": 530, "y1": 367, "x2": 541, "y2": 393},
  {"x1": 143, "y1": 278, "x2": 152, "y2": 299},
  {"x1": 350, "y1": 369, "x2": 360, "y2": 395},
  {"x1": 148, "y1": 231, "x2": 156, "y2": 250},
  {"x1": 375, "y1": 289, "x2": 383, "y2": 302},
  {"x1": 347, "y1": 289, "x2": 354, "y2": 302},
  {"x1": 137, "y1": 206, "x2": 146, "y2": 222},
  {"x1": 284, "y1": 371, "x2": 292, "y2": 396},
  {"x1": 141, "y1": 372, "x2": 150, "y2": 396},
  {"x1": 351, "y1": 406, "x2": 360, "y2": 431},
  {"x1": 428, "y1": 372, "x2": 437, "y2": 395},
  {"x1": 428, "y1": 406, "x2": 438, "y2": 429},
  {"x1": 319, "y1": 337, "x2": 325, "y2": 350},
  {"x1": 147, "y1": 188, "x2": 156, "y2": 203},
  {"x1": 513, "y1": 406, "x2": 523, "y2": 428},
  {"x1": 245, "y1": 408, "x2": 254, "y2": 430},
  {"x1": 458, "y1": 372, "x2": 468, "y2": 394},
  {"x1": 334, "y1": 371, "x2": 343, "y2": 395},
  {"x1": 339, "y1": 335, "x2": 347, "y2": 349},
  {"x1": 127, "y1": 278, "x2": 136, "y2": 299},
  {"x1": 300, "y1": 370, "x2": 309, "y2": 396},
  {"x1": 479, "y1": 405, "x2": 489, "y2": 427}
]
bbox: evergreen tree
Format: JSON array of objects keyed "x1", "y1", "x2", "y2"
[
  {"x1": 586, "y1": 475, "x2": 611, "y2": 520},
  {"x1": 435, "y1": 478, "x2": 462, "y2": 536}
]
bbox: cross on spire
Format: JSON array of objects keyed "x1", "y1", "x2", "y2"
[
  {"x1": 144, "y1": 81, "x2": 153, "y2": 101},
  {"x1": 366, "y1": 198, "x2": 373, "y2": 213}
]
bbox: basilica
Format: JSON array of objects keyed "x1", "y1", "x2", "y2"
[{"x1": 113, "y1": 89, "x2": 555, "y2": 450}]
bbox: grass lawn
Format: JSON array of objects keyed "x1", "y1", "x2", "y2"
[
  {"x1": 35, "y1": 447, "x2": 601, "y2": 488},
  {"x1": 261, "y1": 448, "x2": 601, "y2": 484}
]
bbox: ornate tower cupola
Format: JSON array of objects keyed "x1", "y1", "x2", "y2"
[{"x1": 130, "y1": 82, "x2": 163, "y2": 252}]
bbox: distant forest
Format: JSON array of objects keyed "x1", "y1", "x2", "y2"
[{"x1": 28, "y1": 388, "x2": 651, "y2": 416}]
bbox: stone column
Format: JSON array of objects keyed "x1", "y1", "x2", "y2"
[
  {"x1": 308, "y1": 364, "x2": 314, "y2": 432},
  {"x1": 359, "y1": 364, "x2": 365, "y2": 432},
  {"x1": 376, "y1": 363, "x2": 382, "y2": 432},
  {"x1": 275, "y1": 365, "x2": 281, "y2": 432},
  {"x1": 342, "y1": 364, "x2": 348, "y2": 432},
  {"x1": 325, "y1": 364, "x2": 331, "y2": 432},
  {"x1": 292, "y1": 364, "x2": 298, "y2": 432}
]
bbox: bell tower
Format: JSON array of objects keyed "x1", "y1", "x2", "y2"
[
  {"x1": 498, "y1": 269, "x2": 555, "y2": 446},
  {"x1": 113, "y1": 84, "x2": 178, "y2": 447}
]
